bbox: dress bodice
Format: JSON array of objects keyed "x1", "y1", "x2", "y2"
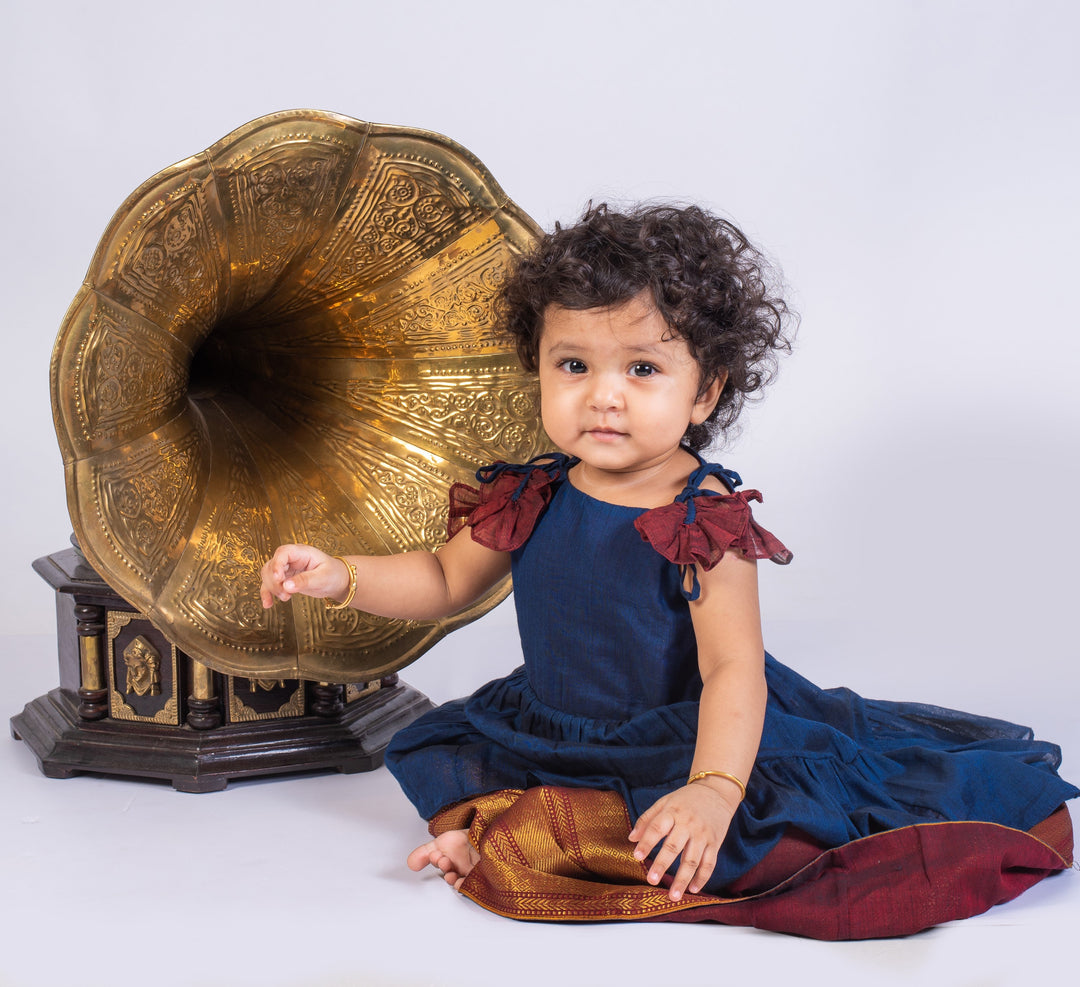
[
  {"x1": 450, "y1": 451, "x2": 789, "y2": 721},
  {"x1": 511, "y1": 479, "x2": 701, "y2": 719}
]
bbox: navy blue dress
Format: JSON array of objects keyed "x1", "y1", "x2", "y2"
[{"x1": 385, "y1": 454, "x2": 1078, "y2": 892}]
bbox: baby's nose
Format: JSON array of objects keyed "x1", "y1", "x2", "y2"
[{"x1": 588, "y1": 375, "x2": 624, "y2": 410}]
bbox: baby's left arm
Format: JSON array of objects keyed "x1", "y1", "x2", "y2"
[{"x1": 628, "y1": 549, "x2": 767, "y2": 901}]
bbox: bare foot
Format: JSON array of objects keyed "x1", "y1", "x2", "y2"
[{"x1": 407, "y1": 829, "x2": 480, "y2": 889}]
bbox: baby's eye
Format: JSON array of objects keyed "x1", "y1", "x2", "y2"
[
  {"x1": 630, "y1": 363, "x2": 658, "y2": 378},
  {"x1": 558, "y1": 359, "x2": 588, "y2": 374}
]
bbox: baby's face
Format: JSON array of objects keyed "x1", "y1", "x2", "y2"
[{"x1": 536, "y1": 293, "x2": 720, "y2": 479}]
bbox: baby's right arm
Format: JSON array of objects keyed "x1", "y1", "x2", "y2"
[{"x1": 259, "y1": 527, "x2": 511, "y2": 621}]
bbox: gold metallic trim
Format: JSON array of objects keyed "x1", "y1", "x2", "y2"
[
  {"x1": 226, "y1": 677, "x2": 305, "y2": 722},
  {"x1": 345, "y1": 681, "x2": 381, "y2": 704}
]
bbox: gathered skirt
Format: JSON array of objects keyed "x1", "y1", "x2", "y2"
[{"x1": 385, "y1": 653, "x2": 1077, "y2": 936}]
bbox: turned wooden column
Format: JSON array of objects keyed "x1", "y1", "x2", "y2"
[
  {"x1": 187, "y1": 660, "x2": 222, "y2": 730},
  {"x1": 312, "y1": 683, "x2": 345, "y2": 717},
  {"x1": 74, "y1": 603, "x2": 108, "y2": 720}
]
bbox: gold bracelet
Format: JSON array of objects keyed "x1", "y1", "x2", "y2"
[
  {"x1": 324, "y1": 556, "x2": 357, "y2": 610},
  {"x1": 687, "y1": 770, "x2": 747, "y2": 802}
]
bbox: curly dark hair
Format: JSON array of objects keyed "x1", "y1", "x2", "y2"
[{"x1": 497, "y1": 202, "x2": 795, "y2": 450}]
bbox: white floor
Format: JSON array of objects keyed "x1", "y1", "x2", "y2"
[{"x1": 3, "y1": 609, "x2": 1077, "y2": 987}]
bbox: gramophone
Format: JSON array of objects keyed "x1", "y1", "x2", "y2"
[{"x1": 11, "y1": 110, "x2": 547, "y2": 791}]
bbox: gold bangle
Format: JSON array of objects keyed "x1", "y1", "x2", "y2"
[
  {"x1": 687, "y1": 770, "x2": 747, "y2": 802},
  {"x1": 324, "y1": 556, "x2": 357, "y2": 610}
]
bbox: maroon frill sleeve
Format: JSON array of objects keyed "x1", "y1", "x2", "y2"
[
  {"x1": 634, "y1": 490, "x2": 793, "y2": 575},
  {"x1": 447, "y1": 482, "x2": 482, "y2": 540},
  {"x1": 446, "y1": 463, "x2": 562, "y2": 552}
]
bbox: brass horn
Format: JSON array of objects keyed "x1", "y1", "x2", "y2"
[{"x1": 50, "y1": 109, "x2": 547, "y2": 684}]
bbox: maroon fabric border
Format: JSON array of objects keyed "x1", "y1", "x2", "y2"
[{"x1": 439, "y1": 788, "x2": 1074, "y2": 940}]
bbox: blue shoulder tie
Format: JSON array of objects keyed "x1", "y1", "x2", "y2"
[
  {"x1": 672, "y1": 459, "x2": 742, "y2": 601},
  {"x1": 475, "y1": 454, "x2": 574, "y2": 502},
  {"x1": 675, "y1": 462, "x2": 742, "y2": 523}
]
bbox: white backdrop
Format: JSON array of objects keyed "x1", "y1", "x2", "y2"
[
  {"x1": 2, "y1": 2, "x2": 1078, "y2": 984},
  {"x1": 5, "y1": 0, "x2": 1077, "y2": 723}
]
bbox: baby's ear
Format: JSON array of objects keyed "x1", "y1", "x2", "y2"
[{"x1": 692, "y1": 371, "x2": 726, "y2": 424}]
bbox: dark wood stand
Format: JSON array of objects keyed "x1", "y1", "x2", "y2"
[{"x1": 10, "y1": 545, "x2": 433, "y2": 792}]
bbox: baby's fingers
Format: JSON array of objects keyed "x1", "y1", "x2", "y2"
[
  {"x1": 645, "y1": 830, "x2": 687, "y2": 888},
  {"x1": 669, "y1": 842, "x2": 719, "y2": 901},
  {"x1": 260, "y1": 545, "x2": 324, "y2": 605},
  {"x1": 631, "y1": 807, "x2": 686, "y2": 886},
  {"x1": 628, "y1": 805, "x2": 672, "y2": 864},
  {"x1": 259, "y1": 552, "x2": 291, "y2": 606}
]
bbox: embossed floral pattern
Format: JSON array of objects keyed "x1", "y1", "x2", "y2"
[
  {"x1": 125, "y1": 200, "x2": 213, "y2": 314},
  {"x1": 393, "y1": 264, "x2": 506, "y2": 343},
  {"x1": 249, "y1": 155, "x2": 334, "y2": 253},
  {"x1": 330, "y1": 166, "x2": 476, "y2": 287},
  {"x1": 372, "y1": 466, "x2": 446, "y2": 546},
  {"x1": 103, "y1": 444, "x2": 197, "y2": 573},
  {"x1": 90, "y1": 330, "x2": 184, "y2": 421}
]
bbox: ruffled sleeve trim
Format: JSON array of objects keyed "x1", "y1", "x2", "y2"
[
  {"x1": 447, "y1": 455, "x2": 571, "y2": 552},
  {"x1": 634, "y1": 488, "x2": 792, "y2": 600}
]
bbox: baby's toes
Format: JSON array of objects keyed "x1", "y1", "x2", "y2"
[{"x1": 406, "y1": 841, "x2": 438, "y2": 871}]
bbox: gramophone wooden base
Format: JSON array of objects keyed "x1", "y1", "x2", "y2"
[
  {"x1": 12, "y1": 680, "x2": 431, "y2": 792},
  {"x1": 13, "y1": 545, "x2": 434, "y2": 791}
]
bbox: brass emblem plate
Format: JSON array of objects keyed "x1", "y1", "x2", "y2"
[{"x1": 107, "y1": 612, "x2": 181, "y2": 724}]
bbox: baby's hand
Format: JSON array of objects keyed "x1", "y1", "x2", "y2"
[
  {"x1": 259, "y1": 545, "x2": 348, "y2": 609},
  {"x1": 628, "y1": 782, "x2": 739, "y2": 901}
]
